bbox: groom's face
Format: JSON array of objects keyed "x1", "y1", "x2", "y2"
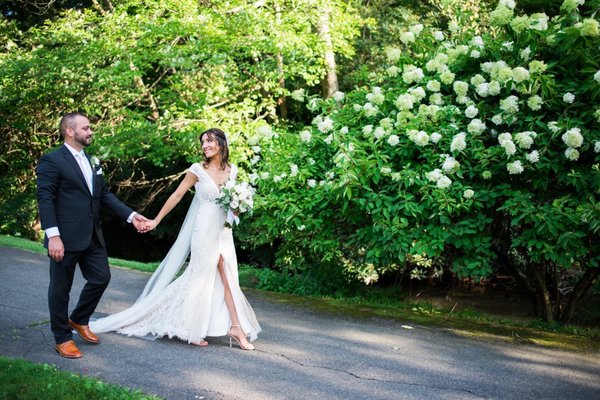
[{"x1": 67, "y1": 116, "x2": 93, "y2": 149}]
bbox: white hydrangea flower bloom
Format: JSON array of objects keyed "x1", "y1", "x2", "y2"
[
  {"x1": 526, "y1": 150, "x2": 540, "y2": 163},
  {"x1": 426, "y1": 80, "x2": 441, "y2": 92},
  {"x1": 499, "y1": 0, "x2": 516, "y2": 9},
  {"x1": 565, "y1": 147, "x2": 580, "y2": 161},
  {"x1": 409, "y1": 87, "x2": 426, "y2": 102},
  {"x1": 300, "y1": 130, "x2": 312, "y2": 142},
  {"x1": 436, "y1": 175, "x2": 452, "y2": 189},
  {"x1": 442, "y1": 156, "x2": 460, "y2": 172},
  {"x1": 440, "y1": 71, "x2": 456, "y2": 85},
  {"x1": 402, "y1": 65, "x2": 424, "y2": 84},
  {"x1": 381, "y1": 166, "x2": 392, "y2": 174},
  {"x1": 594, "y1": 141, "x2": 600, "y2": 153},
  {"x1": 252, "y1": 145, "x2": 261, "y2": 153},
  {"x1": 488, "y1": 81, "x2": 501, "y2": 96},
  {"x1": 470, "y1": 50, "x2": 481, "y2": 58},
  {"x1": 251, "y1": 155, "x2": 260, "y2": 165},
  {"x1": 307, "y1": 179, "x2": 317, "y2": 187},
  {"x1": 430, "y1": 132, "x2": 442, "y2": 143},
  {"x1": 475, "y1": 83, "x2": 490, "y2": 97},
  {"x1": 453, "y1": 81, "x2": 469, "y2": 96},
  {"x1": 379, "y1": 118, "x2": 393, "y2": 131},
  {"x1": 434, "y1": 31, "x2": 445, "y2": 41},
  {"x1": 340, "y1": 126, "x2": 349, "y2": 134},
  {"x1": 429, "y1": 93, "x2": 444, "y2": 105},
  {"x1": 520, "y1": 46, "x2": 531, "y2": 61},
  {"x1": 548, "y1": 121, "x2": 560, "y2": 133},
  {"x1": 363, "y1": 102, "x2": 379, "y2": 117},
  {"x1": 395, "y1": 94, "x2": 414, "y2": 110},
  {"x1": 273, "y1": 175, "x2": 282, "y2": 183},
  {"x1": 410, "y1": 24, "x2": 424, "y2": 35},
  {"x1": 594, "y1": 70, "x2": 600, "y2": 84},
  {"x1": 400, "y1": 31, "x2": 416, "y2": 44},
  {"x1": 386, "y1": 47, "x2": 402, "y2": 63},
  {"x1": 387, "y1": 66, "x2": 400, "y2": 77},
  {"x1": 448, "y1": 20, "x2": 459, "y2": 33},
  {"x1": 563, "y1": 93, "x2": 575, "y2": 104},
  {"x1": 527, "y1": 95, "x2": 543, "y2": 111},
  {"x1": 363, "y1": 125, "x2": 373, "y2": 135},
  {"x1": 374, "y1": 127, "x2": 386, "y2": 139},
  {"x1": 353, "y1": 104, "x2": 362, "y2": 112},
  {"x1": 317, "y1": 117, "x2": 334, "y2": 133},
  {"x1": 500, "y1": 95, "x2": 520, "y2": 114},
  {"x1": 332, "y1": 91, "x2": 345, "y2": 102},
  {"x1": 388, "y1": 134, "x2": 400, "y2": 146},
  {"x1": 408, "y1": 129, "x2": 429, "y2": 146},
  {"x1": 512, "y1": 67, "x2": 530, "y2": 83},
  {"x1": 514, "y1": 131, "x2": 535, "y2": 149},
  {"x1": 562, "y1": 127, "x2": 583, "y2": 148},
  {"x1": 307, "y1": 98, "x2": 320, "y2": 111},
  {"x1": 467, "y1": 119, "x2": 486, "y2": 134},
  {"x1": 451, "y1": 132, "x2": 467, "y2": 152},
  {"x1": 491, "y1": 114, "x2": 503, "y2": 125},
  {"x1": 463, "y1": 189, "x2": 475, "y2": 199},
  {"x1": 291, "y1": 89, "x2": 305, "y2": 102},
  {"x1": 290, "y1": 163, "x2": 299, "y2": 177},
  {"x1": 324, "y1": 135, "x2": 333, "y2": 144},
  {"x1": 465, "y1": 105, "x2": 479, "y2": 118},
  {"x1": 426, "y1": 169, "x2": 444, "y2": 182},
  {"x1": 507, "y1": 160, "x2": 524, "y2": 174}
]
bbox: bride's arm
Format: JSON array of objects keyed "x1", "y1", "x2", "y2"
[{"x1": 145, "y1": 172, "x2": 197, "y2": 231}]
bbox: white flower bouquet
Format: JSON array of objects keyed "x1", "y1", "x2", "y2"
[{"x1": 216, "y1": 181, "x2": 255, "y2": 228}]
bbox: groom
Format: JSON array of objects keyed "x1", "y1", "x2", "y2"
[{"x1": 36, "y1": 112, "x2": 148, "y2": 359}]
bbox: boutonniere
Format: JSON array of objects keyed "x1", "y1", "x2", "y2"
[{"x1": 90, "y1": 156, "x2": 101, "y2": 169}]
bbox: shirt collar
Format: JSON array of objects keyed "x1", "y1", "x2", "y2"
[{"x1": 64, "y1": 142, "x2": 85, "y2": 157}]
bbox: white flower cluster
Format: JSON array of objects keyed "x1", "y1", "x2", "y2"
[
  {"x1": 313, "y1": 115, "x2": 334, "y2": 133},
  {"x1": 217, "y1": 181, "x2": 255, "y2": 216},
  {"x1": 498, "y1": 132, "x2": 517, "y2": 156},
  {"x1": 514, "y1": 131, "x2": 536, "y2": 149},
  {"x1": 506, "y1": 160, "x2": 524, "y2": 174},
  {"x1": 402, "y1": 65, "x2": 424, "y2": 84},
  {"x1": 426, "y1": 169, "x2": 452, "y2": 189},
  {"x1": 366, "y1": 87, "x2": 385, "y2": 105},
  {"x1": 562, "y1": 127, "x2": 584, "y2": 161},
  {"x1": 407, "y1": 129, "x2": 429, "y2": 146},
  {"x1": 450, "y1": 132, "x2": 467, "y2": 152}
]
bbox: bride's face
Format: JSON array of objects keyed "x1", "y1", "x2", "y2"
[{"x1": 201, "y1": 134, "x2": 221, "y2": 160}]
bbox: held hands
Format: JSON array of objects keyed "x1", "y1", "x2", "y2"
[
  {"x1": 132, "y1": 214, "x2": 151, "y2": 233},
  {"x1": 142, "y1": 219, "x2": 159, "y2": 232}
]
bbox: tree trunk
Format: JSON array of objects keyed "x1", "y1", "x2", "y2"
[
  {"x1": 560, "y1": 267, "x2": 600, "y2": 322},
  {"x1": 526, "y1": 262, "x2": 554, "y2": 322},
  {"x1": 317, "y1": 4, "x2": 338, "y2": 99}
]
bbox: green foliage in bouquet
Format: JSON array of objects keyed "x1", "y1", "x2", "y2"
[{"x1": 250, "y1": 0, "x2": 600, "y2": 322}]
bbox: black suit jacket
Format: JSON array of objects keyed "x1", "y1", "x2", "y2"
[{"x1": 36, "y1": 145, "x2": 134, "y2": 252}]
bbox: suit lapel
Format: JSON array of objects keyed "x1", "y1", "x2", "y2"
[{"x1": 61, "y1": 145, "x2": 92, "y2": 196}]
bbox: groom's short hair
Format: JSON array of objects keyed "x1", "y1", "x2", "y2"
[{"x1": 59, "y1": 112, "x2": 87, "y2": 138}]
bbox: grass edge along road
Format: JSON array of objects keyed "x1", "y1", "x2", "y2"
[
  {"x1": 0, "y1": 356, "x2": 161, "y2": 400},
  {"x1": 1, "y1": 234, "x2": 598, "y2": 353}
]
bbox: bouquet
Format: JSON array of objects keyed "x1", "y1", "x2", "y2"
[{"x1": 216, "y1": 181, "x2": 255, "y2": 228}]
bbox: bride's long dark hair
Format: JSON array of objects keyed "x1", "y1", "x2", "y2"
[{"x1": 200, "y1": 128, "x2": 230, "y2": 170}]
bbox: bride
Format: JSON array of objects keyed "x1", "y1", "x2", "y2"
[{"x1": 90, "y1": 128, "x2": 260, "y2": 350}]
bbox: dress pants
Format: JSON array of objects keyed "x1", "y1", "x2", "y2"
[{"x1": 48, "y1": 232, "x2": 111, "y2": 344}]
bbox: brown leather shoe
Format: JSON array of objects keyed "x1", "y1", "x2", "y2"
[
  {"x1": 69, "y1": 319, "x2": 100, "y2": 344},
  {"x1": 55, "y1": 340, "x2": 82, "y2": 358}
]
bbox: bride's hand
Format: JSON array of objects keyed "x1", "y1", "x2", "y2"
[{"x1": 144, "y1": 220, "x2": 159, "y2": 232}]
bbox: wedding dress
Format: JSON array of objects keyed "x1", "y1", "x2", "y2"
[{"x1": 90, "y1": 163, "x2": 261, "y2": 343}]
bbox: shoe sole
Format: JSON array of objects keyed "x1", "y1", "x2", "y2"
[{"x1": 55, "y1": 348, "x2": 82, "y2": 359}]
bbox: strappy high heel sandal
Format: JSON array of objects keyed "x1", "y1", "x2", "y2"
[{"x1": 228, "y1": 325, "x2": 255, "y2": 351}]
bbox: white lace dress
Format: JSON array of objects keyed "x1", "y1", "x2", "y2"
[{"x1": 90, "y1": 163, "x2": 261, "y2": 343}]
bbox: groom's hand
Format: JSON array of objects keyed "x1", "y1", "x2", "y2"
[{"x1": 48, "y1": 236, "x2": 65, "y2": 262}]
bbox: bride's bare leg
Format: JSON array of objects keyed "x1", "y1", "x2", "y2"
[{"x1": 217, "y1": 255, "x2": 254, "y2": 350}]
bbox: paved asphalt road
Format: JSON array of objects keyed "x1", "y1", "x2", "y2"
[{"x1": 1, "y1": 247, "x2": 599, "y2": 400}]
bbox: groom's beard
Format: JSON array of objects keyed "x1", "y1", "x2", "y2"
[{"x1": 74, "y1": 132, "x2": 92, "y2": 148}]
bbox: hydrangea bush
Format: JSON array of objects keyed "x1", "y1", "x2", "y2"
[{"x1": 248, "y1": 0, "x2": 600, "y2": 321}]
